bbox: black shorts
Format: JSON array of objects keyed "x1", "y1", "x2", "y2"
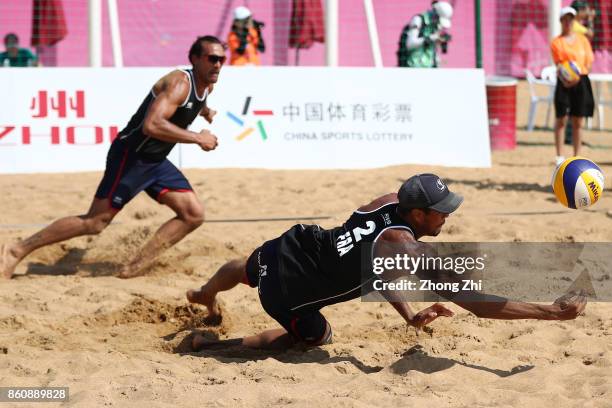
[
  {"x1": 245, "y1": 238, "x2": 332, "y2": 345},
  {"x1": 95, "y1": 141, "x2": 192, "y2": 209},
  {"x1": 554, "y1": 75, "x2": 595, "y2": 118}
]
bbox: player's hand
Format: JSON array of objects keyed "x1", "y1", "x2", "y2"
[
  {"x1": 200, "y1": 108, "x2": 217, "y2": 124},
  {"x1": 197, "y1": 129, "x2": 218, "y2": 151},
  {"x1": 587, "y1": 8, "x2": 596, "y2": 20},
  {"x1": 427, "y1": 33, "x2": 440, "y2": 43},
  {"x1": 558, "y1": 74, "x2": 579, "y2": 88},
  {"x1": 552, "y1": 290, "x2": 587, "y2": 320},
  {"x1": 410, "y1": 303, "x2": 454, "y2": 329}
]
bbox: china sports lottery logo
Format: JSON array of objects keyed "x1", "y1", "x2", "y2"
[{"x1": 226, "y1": 96, "x2": 273, "y2": 141}]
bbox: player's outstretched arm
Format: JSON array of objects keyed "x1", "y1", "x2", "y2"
[
  {"x1": 378, "y1": 229, "x2": 586, "y2": 323},
  {"x1": 416, "y1": 261, "x2": 587, "y2": 321},
  {"x1": 410, "y1": 246, "x2": 588, "y2": 321},
  {"x1": 410, "y1": 255, "x2": 588, "y2": 321},
  {"x1": 449, "y1": 291, "x2": 586, "y2": 321}
]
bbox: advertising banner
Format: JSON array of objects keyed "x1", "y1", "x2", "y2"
[{"x1": 0, "y1": 67, "x2": 490, "y2": 173}]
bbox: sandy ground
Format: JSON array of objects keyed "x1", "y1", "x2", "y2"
[{"x1": 0, "y1": 81, "x2": 611, "y2": 407}]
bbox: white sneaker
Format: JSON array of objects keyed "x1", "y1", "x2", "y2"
[{"x1": 555, "y1": 156, "x2": 565, "y2": 166}]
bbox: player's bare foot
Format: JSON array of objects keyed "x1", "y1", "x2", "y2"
[
  {"x1": 191, "y1": 333, "x2": 209, "y2": 351},
  {"x1": 186, "y1": 287, "x2": 221, "y2": 320},
  {"x1": 0, "y1": 244, "x2": 20, "y2": 279},
  {"x1": 117, "y1": 265, "x2": 147, "y2": 279},
  {"x1": 190, "y1": 332, "x2": 238, "y2": 351}
]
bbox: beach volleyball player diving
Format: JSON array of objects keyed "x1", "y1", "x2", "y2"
[
  {"x1": 0, "y1": 35, "x2": 225, "y2": 279},
  {"x1": 187, "y1": 174, "x2": 586, "y2": 351}
]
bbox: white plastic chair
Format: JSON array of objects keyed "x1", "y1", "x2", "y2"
[
  {"x1": 594, "y1": 82, "x2": 612, "y2": 130},
  {"x1": 525, "y1": 68, "x2": 555, "y2": 131},
  {"x1": 540, "y1": 65, "x2": 557, "y2": 82}
]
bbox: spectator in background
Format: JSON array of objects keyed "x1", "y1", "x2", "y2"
[
  {"x1": 228, "y1": 6, "x2": 266, "y2": 66},
  {"x1": 571, "y1": 1, "x2": 595, "y2": 41},
  {"x1": 551, "y1": 7, "x2": 594, "y2": 165},
  {"x1": 0, "y1": 33, "x2": 38, "y2": 67},
  {"x1": 397, "y1": 1, "x2": 453, "y2": 68},
  {"x1": 563, "y1": 1, "x2": 596, "y2": 145}
]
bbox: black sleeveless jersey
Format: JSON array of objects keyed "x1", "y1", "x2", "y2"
[
  {"x1": 116, "y1": 69, "x2": 208, "y2": 161},
  {"x1": 276, "y1": 202, "x2": 415, "y2": 312}
]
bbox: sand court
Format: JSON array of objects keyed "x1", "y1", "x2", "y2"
[{"x1": 1, "y1": 82, "x2": 611, "y2": 406}]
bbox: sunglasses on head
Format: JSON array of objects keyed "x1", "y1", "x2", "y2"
[{"x1": 206, "y1": 55, "x2": 226, "y2": 64}]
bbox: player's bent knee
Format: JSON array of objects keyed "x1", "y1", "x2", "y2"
[
  {"x1": 294, "y1": 317, "x2": 333, "y2": 347},
  {"x1": 185, "y1": 212, "x2": 204, "y2": 229},
  {"x1": 84, "y1": 214, "x2": 113, "y2": 235},
  {"x1": 182, "y1": 205, "x2": 205, "y2": 229},
  {"x1": 305, "y1": 322, "x2": 333, "y2": 347}
]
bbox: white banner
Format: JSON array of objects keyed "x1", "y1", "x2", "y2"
[{"x1": 0, "y1": 67, "x2": 490, "y2": 174}]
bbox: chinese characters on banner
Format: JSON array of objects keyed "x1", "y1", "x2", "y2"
[
  {"x1": 0, "y1": 89, "x2": 119, "y2": 146},
  {"x1": 31, "y1": 90, "x2": 85, "y2": 118},
  {"x1": 282, "y1": 102, "x2": 412, "y2": 123}
]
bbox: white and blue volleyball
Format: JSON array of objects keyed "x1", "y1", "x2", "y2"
[{"x1": 552, "y1": 157, "x2": 604, "y2": 209}]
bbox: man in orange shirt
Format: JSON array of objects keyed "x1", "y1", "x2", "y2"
[
  {"x1": 227, "y1": 7, "x2": 266, "y2": 66},
  {"x1": 550, "y1": 6, "x2": 594, "y2": 165}
]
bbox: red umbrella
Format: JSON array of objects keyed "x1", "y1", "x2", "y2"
[
  {"x1": 289, "y1": 0, "x2": 325, "y2": 58},
  {"x1": 31, "y1": 0, "x2": 68, "y2": 47}
]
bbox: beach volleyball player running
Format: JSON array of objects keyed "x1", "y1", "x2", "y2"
[
  {"x1": 0, "y1": 36, "x2": 226, "y2": 279},
  {"x1": 187, "y1": 174, "x2": 586, "y2": 350}
]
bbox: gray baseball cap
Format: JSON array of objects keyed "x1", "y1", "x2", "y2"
[{"x1": 398, "y1": 173, "x2": 463, "y2": 214}]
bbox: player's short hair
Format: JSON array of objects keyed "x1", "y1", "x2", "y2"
[
  {"x1": 188, "y1": 35, "x2": 225, "y2": 63},
  {"x1": 570, "y1": 1, "x2": 588, "y2": 11},
  {"x1": 4, "y1": 33, "x2": 18, "y2": 45}
]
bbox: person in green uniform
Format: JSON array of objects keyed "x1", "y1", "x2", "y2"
[
  {"x1": 397, "y1": 1, "x2": 454, "y2": 68},
  {"x1": 0, "y1": 33, "x2": 38, "y2": 67}
]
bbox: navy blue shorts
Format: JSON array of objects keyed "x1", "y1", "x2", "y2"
[
  {"x1": 95, "y1": 141, "x2": 192, "y2": 209},
  {"x1": 245, "y1": 238, "x2": 332, "y2": 345}
]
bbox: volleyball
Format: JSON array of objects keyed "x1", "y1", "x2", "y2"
[
  {"x1": 552, "y1": 157, "x2": 604, "y2": 209},
  {"x1": 557, "y1": 61, "x2": 581, "y2": 83}
]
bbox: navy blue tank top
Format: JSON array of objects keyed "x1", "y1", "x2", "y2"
[{"x1": 117, "y1": 69, "x2": 208, "y2": 161}]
